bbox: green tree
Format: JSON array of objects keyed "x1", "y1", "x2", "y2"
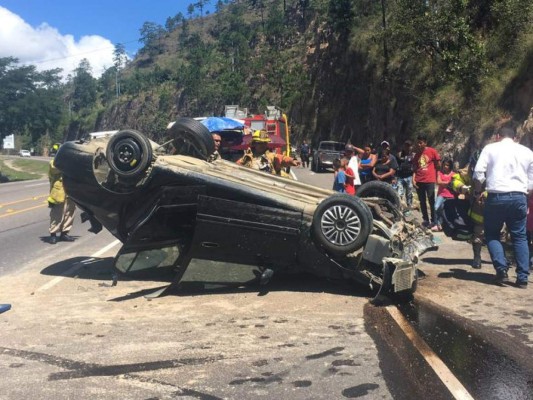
[
  {"x1": 71, "y1": 59, "x2": 97, "y2": 113},
  {"x1": 388, "y1": 0, "x2": 486, "y2": 94},
  {"x1": 327, "y1": 0, "x2": 355, "y2": 37},
  {"x1": 139, "y1": 22, "x2": 165, "y2": 58},
  {"x1": 0, "y1": 57, "x2": 65, "y2": 146},
  {"x1": 113, "y1": 43, "x2": 127, "y2": 98},
  {"x1": 187, "y1": 4, "x2": 195, "y2": 19},
  {"x1": 195, "y1": 0, "x2": 210, "y2": 18}
]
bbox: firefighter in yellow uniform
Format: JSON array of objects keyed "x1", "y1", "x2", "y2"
[
  {"x1": 450, "y1": 153, "x2": 485, "y2": 269},
  {"x1": 236, "y1": 130, "x2": 299, "y2": 176},
  {"x1": 48, "y1": 159, "x2": 76, "y2": 244}
]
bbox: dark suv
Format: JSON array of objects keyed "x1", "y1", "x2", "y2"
[
  {"x1": 54, "y1": 118, "x2": 436, "y2": 300},
  {"x1": 311, "y1": 141, "x2": 345, "y2": 172}
]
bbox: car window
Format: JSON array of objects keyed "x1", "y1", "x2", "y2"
[{"x1": 319, "y1": 142, "x2": 344, "y2": 151}]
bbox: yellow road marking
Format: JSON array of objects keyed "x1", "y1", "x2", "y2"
[
  {"x1": 0, "y1": 195, "x2": 48, "y2": 208},
  {"x1": 386, "y1": 306, "x2": 474, "y2": 400},
  {"x1": 0, "y1": 203, "x2": 47, "y2": 218}
]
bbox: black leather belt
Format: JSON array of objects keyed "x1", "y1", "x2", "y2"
[{"x1": 487, "y1": 191, "x2": 526, "y2": 197}]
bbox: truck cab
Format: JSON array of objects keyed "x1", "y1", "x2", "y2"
[{"x1": 311, "y1": 141, "x2": 345, "y2": 172}]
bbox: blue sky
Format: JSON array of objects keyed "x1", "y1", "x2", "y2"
[{"x1": 0, "y1": 1, "x2": 215, "y2": 77}]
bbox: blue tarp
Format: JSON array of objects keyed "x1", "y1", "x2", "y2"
[{"x1": 200, "y1": 117, "x2": 244, "y2": 132}]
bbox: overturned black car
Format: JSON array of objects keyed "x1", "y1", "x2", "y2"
[{"x1": 54, "y1": 118, "x2": 437, "y2": 299}]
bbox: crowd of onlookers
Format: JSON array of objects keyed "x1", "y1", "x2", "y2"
[
  {"x1": 299, "y1": 125, "x2": 533, "y2": 288},
  {"x1": 303, "y1": 136, "x2": 446, "y2": 229}
]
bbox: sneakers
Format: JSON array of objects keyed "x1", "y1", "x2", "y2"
[
  {"x1": 471, "y1": 258, "x2": 482, "y2": 269},
  {"x1": 516, "y1": 280, "x2": 528, "y2": 289},
  {"x1": 431, "y1": 225, "x2": 443, "y2": 232},
  {"x1": 49, "y1": 235, "x2": 57, "y2": 245},
  {"x1": 60, "y1": 233, "x2": 75, "y2": 242},
  {"x1": 494, "y1": 270, "x2": 509, "y2": 285}
]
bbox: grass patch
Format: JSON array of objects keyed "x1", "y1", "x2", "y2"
[{"x1": 0, "y1": 157, "x2": 49, "y2": 183}]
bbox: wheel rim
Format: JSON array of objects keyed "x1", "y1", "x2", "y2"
[
  {"x1": 321, "y1": 205, "x2": 361, "y2": 245},
  {"x1": 113, "y1": 138, "x2": 141, "y2": 172}
]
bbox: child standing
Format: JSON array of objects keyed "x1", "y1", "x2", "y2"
[
  {"x1": 433, "y1": 159, "x2": 455, "y2": 231},
  {"x1": 332, "y1": 158, "x2": 346, "y2": 193},
  {"x1": 341, "y1": 157, "x2": 356, "y2": 195}
]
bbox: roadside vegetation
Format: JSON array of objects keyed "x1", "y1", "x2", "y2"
[
  {"x1": 0, "y1": 0, "x2": 532, "y2": 162},
  {"x1": 0, "y1": 157, "x2": 48, "y2": 183}
]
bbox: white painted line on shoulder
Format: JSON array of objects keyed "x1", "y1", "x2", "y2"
[
  {"x1": 386, "y1": 306, "x2": 474, "y2": 400},
  {"x1": 36, "y1": 239, "x2": 121, "y2": 293},
  {"x1": 290, "y1": 169, "x2": 298, "y2": 180}
]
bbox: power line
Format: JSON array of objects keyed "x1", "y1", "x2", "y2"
[{"x1": 18, "y1": 38, "x2": 139, "y2": 66}]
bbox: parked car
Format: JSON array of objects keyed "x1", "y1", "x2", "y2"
[
  {"x1": 19, "y1": 150, "x2": 31, "y2": 157},
  {"x1": 311, "y1": 141, "x2": 345, "y2": 172},
  {"x1": 54, "y1": 118, "x2": 436, "y2": 300}
]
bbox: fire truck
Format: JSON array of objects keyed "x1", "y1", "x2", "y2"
[{"x1": 224, "y1": 105, "x2": 291, "y2": 156}]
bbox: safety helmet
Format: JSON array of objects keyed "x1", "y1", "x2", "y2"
[{"x1": 252, "y1": 130, "x2": 271, "y2": 143}]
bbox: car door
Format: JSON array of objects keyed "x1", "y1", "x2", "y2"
[
  {"x1": 114, "y1": 185, "x2": 205, "y2": 274},
  {"x1": 189, "y1": 195, "x2": 302, "y2": 268}
]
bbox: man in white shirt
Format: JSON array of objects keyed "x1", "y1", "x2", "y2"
[{"x1": 474, "y1": 126, "x2": 533, "y2": 288}]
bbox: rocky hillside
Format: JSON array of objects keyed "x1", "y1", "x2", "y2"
[{"x1": 93, "y1": 0, "x2": 533, "y2": 164}]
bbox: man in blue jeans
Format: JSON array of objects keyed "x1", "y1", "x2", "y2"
[{"x1": 474, "y1": 126, "x2": 533, "y2": 288}]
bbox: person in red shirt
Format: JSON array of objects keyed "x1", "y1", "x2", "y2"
[
  {"x1": 341, "y1": 157, "x2": 356, "y2": 195},
  {"x1": 432, "y1": 159, "x2": 455, "y2": 231},
  {"x1": 412, "y1": 135, "x2": 441, "y2": 227}
]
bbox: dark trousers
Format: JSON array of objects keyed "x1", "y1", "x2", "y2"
[
  {"x1": 416, "y1": 182, "x2": 436, "y2": 224},
  {"x1": 301, "y1": 154, "x2": 309, "y2": 167},
  {"x1": 484, "y1": 192, "x2": 529, "y2": 282}
]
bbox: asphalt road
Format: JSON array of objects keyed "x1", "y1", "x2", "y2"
[
  {"x1": 1, "y1": 166, "x2": 532, "y2": 399},
  {"x1": 0, "y1": 179, "x2": 117, "y2": 277},
  {"x1": 0, "y1": 169, "x2": 422, "y2": 400}
]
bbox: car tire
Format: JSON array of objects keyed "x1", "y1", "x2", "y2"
[
  {"x1": 168, "y1": 118, "x2": 215, "y2": 160},
  {"x1": 356, "y1": 180, "x2": 402, "y2": 209},
  {"x1": 312, "y1": 194, "x2": 373, "y2": 258},
  {"x1": 106, "y1": 130, "x2": 153, "y2": 179}
]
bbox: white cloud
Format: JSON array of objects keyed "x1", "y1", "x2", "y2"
[{"x1": 0, "y1": 7, "x2": 115, "y2": 78}]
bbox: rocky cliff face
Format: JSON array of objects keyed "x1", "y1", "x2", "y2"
[{"x1": 519, "y1": 106, "x2": 533, "y2": 149}]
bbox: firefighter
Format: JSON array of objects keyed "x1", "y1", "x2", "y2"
[
  {"x1": 47, "y1": 158, "x2": 76, "y2": 244},
  {"x1": 450, "y1": 151, "x2": 484, "y2": 269},
  {"x1": 236, "y1": 129, "x2": 299, "y2": 176}
]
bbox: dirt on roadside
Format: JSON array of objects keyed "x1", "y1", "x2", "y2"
[{"x1": 416, "y1": 232, "x2": 533, "y2": 348}]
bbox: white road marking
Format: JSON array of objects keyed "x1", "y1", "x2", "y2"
[
  {"x1": 36, "y1": 239, "x2": 121, "y2": 293},
  {"x1": 386, "y1": 306, "x2": 475, "y2": 400},
  {"x1": 290, "y1": 169, "x2": 298, "y2": 180}
]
